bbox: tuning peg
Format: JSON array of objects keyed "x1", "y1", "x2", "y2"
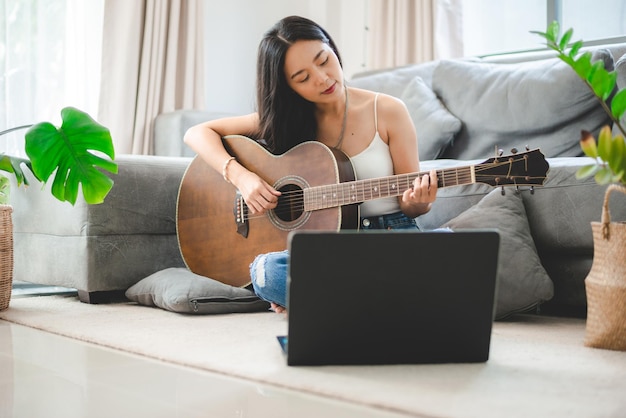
[
  {"x1": 530, "y1": 186, "x2": 535, "y2": 195},
  {"x1": 498, "y1": 148, "x2": 504, "y2": 157},
  {"x1": 510, "y1": 147, "x2": 518, "y2": 154},
  {"x1": 501, "y1": 186, "x2": 506, "y2": 196},
  {"x1": 525, "y1": 145, "x2": 530, "y2": 151}
]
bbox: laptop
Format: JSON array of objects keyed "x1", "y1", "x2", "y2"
[{"x1": 279, "y1": 229, "x2": 500, "y2": 366}]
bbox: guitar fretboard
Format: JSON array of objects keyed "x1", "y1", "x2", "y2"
[{"x1": 304, "y1": 165, "x2": 475, "y2": 211}]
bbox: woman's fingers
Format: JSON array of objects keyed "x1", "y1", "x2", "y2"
[
  {"x1": 408, "y1": 170, "x2": 437, "y2": 203},
  {"x1": 241, "y1": 176, "x2": 281, "y2": 215}
]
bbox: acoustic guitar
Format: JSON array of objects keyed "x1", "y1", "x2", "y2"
[{"x1": 176, "y1": 134, "x2": 549, "y2": 287}]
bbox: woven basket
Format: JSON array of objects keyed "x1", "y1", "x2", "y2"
[
  {"x1": 584, "y1": 184, "x2": 626, "y2": 351},
  {"x1": 0, "y1": 205, "x2": 13, "y2": 311}
]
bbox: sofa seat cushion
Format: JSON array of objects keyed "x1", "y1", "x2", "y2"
[
  {"x1": 441, "y1": 188, "x2": 554, "y2": 319},
  {"x1": 431, "y1": 51, "x2": 614, "y2": 160},
  {"x1": 522, "y1": 157, "x2": 626, "y2": 254}
]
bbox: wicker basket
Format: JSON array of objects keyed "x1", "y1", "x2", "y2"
[
  {"x1": 584, "y1": 184, "x2": 626, "y2": 351},
  {"x1": 0, "y1": 205, "x2": 13, "y2": 311}
]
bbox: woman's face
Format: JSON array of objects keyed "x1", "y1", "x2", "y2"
[{"x1": 283, "y1": 40, "x2": 344, "y2": 104}]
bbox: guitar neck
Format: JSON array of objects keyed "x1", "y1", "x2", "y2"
[{"x1": 305, "y1": 165, "x2": 475, "y2": 211}]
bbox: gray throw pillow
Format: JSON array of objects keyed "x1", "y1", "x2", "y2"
[
  {"x1": 400, "y1": 77, "x2": 462, "y2": 160},
  {"x1": 125, "y1": 267, "x2": 270, "y2": 314},
  {"x1": 442, "y1": 188, "x2": 554, "y2": 320},
  {"x1": 432, "y1": 50, "x2": 614, "y2": 160}
]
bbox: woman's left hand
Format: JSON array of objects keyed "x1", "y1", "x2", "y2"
[{"x1": 403, "y1": 169, "x2": 438, "y2": 205}]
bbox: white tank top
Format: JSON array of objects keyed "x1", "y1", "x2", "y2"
[{"x1": 349, "y1": 94, "x2": 401, "y2": 217}]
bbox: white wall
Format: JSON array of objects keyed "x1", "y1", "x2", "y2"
[{"x1": 202, "y1": 0, "x2": 368, "y2": 115}]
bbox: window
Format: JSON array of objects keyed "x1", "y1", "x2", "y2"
[
  {"x1": 560, "y1": 0, "x2": 626, "y2": 42},
  {"x1": 462, "y1": 0, "x2": 626, "y2": 57},
  {"x1": 0, "y1": 0, "x2": 103, "y2": 156}
]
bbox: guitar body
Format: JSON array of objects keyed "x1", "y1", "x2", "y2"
[{"x1": 176, "y1": 135, "x2": 358, "y2": 287}]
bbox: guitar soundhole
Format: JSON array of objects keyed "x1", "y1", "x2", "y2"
[{"x1": 274, "y1": 184, "x2": 304, "y2": 222}]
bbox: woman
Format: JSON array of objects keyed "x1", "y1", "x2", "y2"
[{"x1": 184, "y1": 16, "x2": 437, "y2": 312}]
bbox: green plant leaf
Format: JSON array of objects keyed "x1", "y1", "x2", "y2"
[
  {"x1": 558, "y1": 52, "x2": 574, "y2": 66},
  {"x1": 547, "y1": 20, "x2": 560, "y2": 43},
  {"x1": 0, "y1": 154, "x2": 35, "y2": 186},
  {"x1": 589, "y1": 67, "x2": 616, "y2": 101},
  {"x1": 24, "y1": 107, "x2": 117, "y2": 205},
  {"x1": 611, "y1": 89, "x2": 626, "y2": 121},
  {"x1": 595, "y1": 167, "x2": 614, "y2": 184},
  {"x1": 579, "y1": 130, "x2": 598, "y2": 158},
  {"x1": 619, "y1": 136, "x2": 626, "y2": 178},
  {"x1": 597, "y1": 126, "x2": 613, "y2": 161},
  {"x1": 571, "y1": 52, "x2": 593, "y2": 80},
  {"x1": 569, "y1": 40, "x2": 583, "y2": 58},
  {"x1": 529, "y1": 30, "x2": 549, "y2": 41},
  {"x1": 576, "y1": 164, "x2": 598, "y2": 180},
  {"x1": 607, "y1": 135, "x2": 625, "y2": 173},
  {"x1": 559, "y1": 28, "x2": 573, "y2": 50},
  {"x1": 0, "y1": 175, "x2": 9, "y2": 204}
]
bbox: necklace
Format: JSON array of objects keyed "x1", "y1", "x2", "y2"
[{"x1": 334, "y1": 86, "x2": 349, "y2": 150}]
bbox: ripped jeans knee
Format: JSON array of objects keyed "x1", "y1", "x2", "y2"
[{"x1": 250, "y1": 250, "x2": 289, "y2": 308}]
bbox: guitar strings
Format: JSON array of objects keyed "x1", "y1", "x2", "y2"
[
  {"x1": 244, "y1": 165, "x2": 543, "y2": 220},
  {"x1": 239, "y1": 158, "x2": 545, "y2": 221}
]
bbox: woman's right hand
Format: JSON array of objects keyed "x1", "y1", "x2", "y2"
[
  {"x1": 183, "y1": 113, "x2": 279, "y2": 214},
  {"x1": 232, "y1": 169, "x2": 281, "y2": 215}
]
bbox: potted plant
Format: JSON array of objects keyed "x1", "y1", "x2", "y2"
[
  {"x1": 534, "y1": 22, "x2": 626, "y2": 351},
  {"x1": 0, "y1": 106, "x2": 117, "y2": 310}
]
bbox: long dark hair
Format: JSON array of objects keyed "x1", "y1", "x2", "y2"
[{"x1": 254, "y1": 16, "x2": 343, "y2": 154}]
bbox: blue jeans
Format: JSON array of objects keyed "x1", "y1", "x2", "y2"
[{"x1": 250, "y1": 212, "x2": 418, "y2": 308}]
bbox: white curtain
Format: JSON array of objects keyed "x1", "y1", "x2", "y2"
[
  {"x1": 368, "y1": 0, "x2": 464, "y2": 70},
  {"x1": 434, "y1": 0, "x2": 464, "y2": 59},
  {"x1": 0, "y1": 0, "x2": 103, "y2": 157},
  {"x1": 98, "y1": 0, "x2": 205, "y2": 155}
]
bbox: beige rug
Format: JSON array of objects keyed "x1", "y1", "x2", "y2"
[{"x1": 2, "y1": 295, "x2": 626, "y2": 418}]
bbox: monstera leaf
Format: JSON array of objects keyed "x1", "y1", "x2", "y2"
[
  {"x1": 24, "y1": 107, "x2": 117, "y2": 205},
  {"x1": 0, "y1": 154, "x2": 33, "y2": 187},
  {"x1": 0, "y1": 154, "x2": 32, "y2": 204},
  {"x1": 0, "y1": 174, "x2": 9, "y2": 202}
]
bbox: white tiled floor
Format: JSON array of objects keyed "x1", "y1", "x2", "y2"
[{"x1": 0, "y1": 312, "x2": 411, "y2": 418}]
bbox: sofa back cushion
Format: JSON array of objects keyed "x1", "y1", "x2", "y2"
[
  {"x1": 349, "y1": 60, "x2": 439, "y2": 94},
  {"x1": 431, "y1": 51, "x2": 614, "y2": 160}
]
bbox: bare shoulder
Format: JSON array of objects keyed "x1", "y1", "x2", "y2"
[
  {"x1": 348, "y1": 88, "x2": 406, "y2": 114},
  {"x1": 376, "y1": 92, "x2": 408, "y2": 114},
  {"x1": 345, "y1": 87, "x2": 414, "y2": 147},
  {"x1": 358, "y1": 91, "x2": 413, "y2": 142}
]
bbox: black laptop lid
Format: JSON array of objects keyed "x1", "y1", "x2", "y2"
[{"x1": 285, "y1": 229, "x2": 500, "y2": 366}]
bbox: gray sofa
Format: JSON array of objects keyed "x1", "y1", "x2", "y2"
[
  {"x1": 9, "y1": 42, "x2": 626, "y2": 316},
  {"x1": 10, "y1": 155, "x2": 189, "y2": 303},
  {"x1": 349, "y1": 41, "x2": 626, "y2": 316}
]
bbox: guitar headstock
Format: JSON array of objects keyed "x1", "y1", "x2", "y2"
[{"x1": 476, "y1": 149, "x2": 549, "y2": 188}]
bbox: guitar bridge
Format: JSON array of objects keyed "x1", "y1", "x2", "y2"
[{"x1": 234, "y1": 191, "x2": 249, "y2": 238}]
